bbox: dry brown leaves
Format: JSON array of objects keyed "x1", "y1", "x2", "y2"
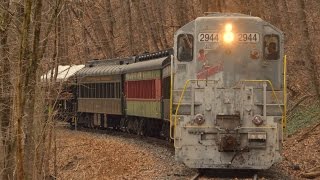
[
  {"x1": 279, "y1": 122, "x2": 320, "y2": 179},
  {"x1": 51, "y1": 123, "x2": 320, "y2": 179},
  {"x1": 50, "y1": 128, "x2": 192, "y2": 179}
]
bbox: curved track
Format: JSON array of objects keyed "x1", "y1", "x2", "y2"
[{"x1": 60, "y1": 122, "x2": 289, "y2": 180}]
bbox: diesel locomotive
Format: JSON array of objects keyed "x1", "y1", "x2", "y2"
[{"x1": 66, "y1": 13, "x2": 286, "y2": 170}]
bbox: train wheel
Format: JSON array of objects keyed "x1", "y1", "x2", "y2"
[
  {"x1": 127, "y1": 118, "x2": 133, "y2": 133},
  {"x1": 121, "y1": 118, "x2": 128, "y2": 132},
  {"x1": 133, "y1": 117, "x2": 139, "y2": 134},
  {"x1": 253, "y1": 174, "x2": 258, "y2": 180},
  {"x1": 138, "y1": 118, "x2": 146, "y2": 136}
]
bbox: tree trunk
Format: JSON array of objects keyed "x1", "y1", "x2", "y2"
[
  {"x1": 296, "y1": 0, "x2": 320, "y2": 102},
  {"x1": 15, "y1": 0, "x2": 33, "y2": 178},
  {"x1": 0, "y1": 0, "x2": 13, "y2": 179},
  {"x1": 22, "y1": 0, "x2": 43, "y2": 178}
]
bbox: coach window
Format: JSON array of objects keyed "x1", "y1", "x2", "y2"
[
  {"x1": 86, "y1": 84, "x2": 90, "y2": 98},
  {"x1": 115, "y1": 82, "x2": 120, "y2": 98},
  {"x1": 87, "y1": 84, "x2": 91, "y2": 98},
  {"x1": 91, "y1": 84, "x2": 95, "y2": 98},
  {"x1": 117, "y1": 82, "x2": 121, "y2": 98},
  {"x1": 83, "y1": 84, "x2": 88, "y2": 98},
  {"x1": 97, "y1": 83, "x2": 101, "y2": 98},
  {"x1": 82, "y1": 84, "x2": 86, "y2": 98},
  {"x1": 87, "y1": 84, "x2": 90, "y2": 98},
  {"x1": 78, "y1": 85, "x2": 82, "y2": 98},
  {"x1": 107, "y1": 83, "x2": 110, "y2": 98},
  {"x1": 102, "y1": 83, "x2": 105, "y2": 98},
  {"x1": 81, "y1": 85, "x2": 84, "y2": 98},
  {"x1": 111, "y1": 83, "x2": 115, "y2": 98},
  {"x1": 264, "y1": 35, "x2": 279, "y2": 60},
  {"x1": 177, "y1": 34, "x2": 194, "y2": 61}
]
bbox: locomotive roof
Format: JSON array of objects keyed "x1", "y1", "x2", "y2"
[{"x1": 204, "y1": 12, "x2": 252, "y2": 17}]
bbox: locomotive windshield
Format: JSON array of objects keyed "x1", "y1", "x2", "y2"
[
  {"x1": 264, "y1": 35, "x2": 280, "y2": 60},
  {"x1": 177, "y1": 34, "x2": 194, "y2": 61}
]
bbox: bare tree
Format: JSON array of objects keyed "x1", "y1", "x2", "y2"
[{"x1": 0, "y1": 0, "x2": 13, "y2": 179}]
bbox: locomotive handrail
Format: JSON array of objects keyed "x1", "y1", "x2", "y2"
[
  {"x1": 240, "y1": 79, "x2": 285, "y2": 145},
  {"x1": 240, "y1": 80, "x2": 283, "y2": 114},
  {"x1": 183, "y1": 125, "x2": 276, "y2": 129},
  {"x1": 282, "y1": 55, "x2": 287, "y2": 144},
  {"x1": 172, "y1": 79, "x2": 218, "y2": 148},
  {"x1": 172, "y1": 77, "x2": 286, "y2": 148},
  {"x1": 173, "y1": 79, "x2": 191, "y2": 148},
  {"x1": 283, "y1": 55, "x2": 287, "y2": 129},
  {"x1": 169, "y1": 55, "x2": 174, "y2": 140},
  {"x1": 173, "y1": 79, "x2": 284, "y2": 132}
]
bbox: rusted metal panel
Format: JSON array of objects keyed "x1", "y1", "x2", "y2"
[
  {"x1": 126, "y1": 100, "x2": 161, "y2": 119},
  {"x1": 78, "y1": 98, "x2": 122, "y2": 115}
]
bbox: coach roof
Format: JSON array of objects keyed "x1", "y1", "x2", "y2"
[
  {"x1": 76, "y1": 65, "x2": 126, "y2": 77},
  {"x1": 126, "y1": 56, "x2": 170, "y2": 73},
  {"x1": 76, "y1": 55, "x2": 170, "y2": 77}
]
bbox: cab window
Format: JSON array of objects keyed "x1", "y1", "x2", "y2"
[
  {"x1": 177, "y1": 34, "x2": 194, "y2": 61},
  {"x1": 264, "y1": 35, "x2": 279, "y2": 60}
]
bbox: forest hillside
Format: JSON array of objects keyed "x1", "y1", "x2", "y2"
[
  {"x1": 50, "y1": 0, "x2": 320, "y2": 127},
  {"x1": 0, "y1": 0, "x2": 319, "y2": 179}
]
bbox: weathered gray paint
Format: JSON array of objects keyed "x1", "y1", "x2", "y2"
[{"x1": 173, "y1": 13, "x2": 284, "y2": 170}]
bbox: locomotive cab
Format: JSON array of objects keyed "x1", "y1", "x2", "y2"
[{"x1": 172, "y1": 13, "x2": 285, "y2": 170}]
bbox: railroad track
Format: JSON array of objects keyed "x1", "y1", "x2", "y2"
[
  {"x1": 60, "y1": 122, "x2": 173, "y2": 150},
  {"x1": 59, "y1": 122, "x2": 284, "y2": 180},
  {"x1": 190, "y1": 172, "x2": 201, "y2": 180},
  {"x1": 189, "y1": 169, "x2": 259, "y2": 180}
]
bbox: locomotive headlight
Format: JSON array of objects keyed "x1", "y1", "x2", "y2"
[
  {"x1": 225, "y1": 23, "x2": 233, "y2": 32},
  {"x1": 223, "y1": 23, "x2": 234, "y2": 43},
  {"x1": 223, "y1": 32, "x2": 234, "y2": 43}
]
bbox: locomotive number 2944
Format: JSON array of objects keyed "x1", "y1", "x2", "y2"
[
  {"x1": 237, "y1": 33, "x2": 259, "y2": 42},
  {"x1": 198, "y1": 33, "x2": 259, "y2": 43},
  {"x1": 198, "y1": 33, "x2": 219, "y2": 42}
]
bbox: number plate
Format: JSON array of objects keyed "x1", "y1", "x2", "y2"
[
  {"x1": 198, "y1": 33, "x2": 219, "y2": 42},
  {"x1": 237, "y1": 33, "x2": 259, "y2": 42},
  {"x1": 198, "y1": 33, "x2": 259, "y2": 43}
]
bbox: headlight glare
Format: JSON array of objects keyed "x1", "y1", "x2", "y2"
[
  {"x1": 225, "y1": 23, "x2": 233, "y2": 32},
  {"x1": 223, "y1": 32, "x2": 234, "y2": 43}
]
